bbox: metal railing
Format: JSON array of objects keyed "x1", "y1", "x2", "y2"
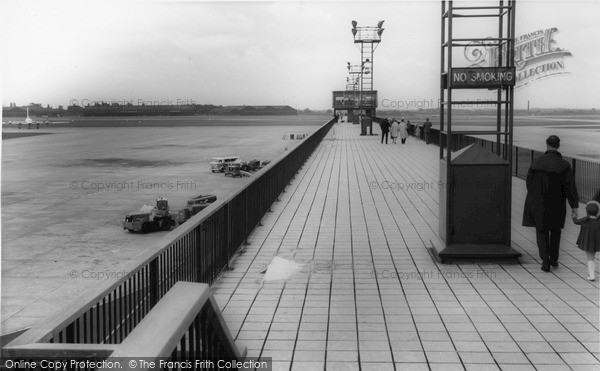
[
  {"x1": 107, "y1": 282, "x2": 244, "y2": 365},
  {"x1": 410, "y1": 125, "x2": 600, "y2": 202},
  {"x1": 2, "y1": 283, "x2": 243, "y2": 370},
  {"x1": 3, "y1": 117, "x2": 335, "y2": 352}
]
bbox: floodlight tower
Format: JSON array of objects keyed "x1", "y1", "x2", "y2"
[
  {"x1": 342, "y1": 62, "x2": 363, "y2": 123},
  {"x1": 351, "y1": 20, "x2": 384, "y2": 135},
  {"x1": 346, "y1": 62, "x2": 363, "y2": 91},
  {"x1": 345, "y1": 76, "x2": 359, "y2": 91}
]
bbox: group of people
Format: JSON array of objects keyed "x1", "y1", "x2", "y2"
[
  {"x1": 378, "y1": 117, "x2": 433, "y2": 145},
  {"x1": 379, "y1": 117, "x2": 408, "y2": 144},
  {"x1": 522, "y1": 135, "x2": 600, "y2": 280}
]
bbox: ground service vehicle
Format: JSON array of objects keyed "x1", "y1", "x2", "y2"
[
  {"x1": 224, "y1": 163, "x2": 243, "y2": 177},
  {"x1": 176, "y1": 194, "x2": 217, "y2": 224},
  {"x1": 241, "y1": 159, "x2": 261, "y2": 172},
  {"x1": 210, "y1": 157, "x2": 240, "y2": 172},
  {"x1": 123, "y1": 197, "x2": 175, "y2": 233}
]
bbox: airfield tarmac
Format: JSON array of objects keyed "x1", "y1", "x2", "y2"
[{"x1": 0, "y1": 121, "x2": 322, "y2": 335}]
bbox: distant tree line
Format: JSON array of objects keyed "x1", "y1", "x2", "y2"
[{"x1": 2, "y1": 103, "x2": 299, "y2": 117}]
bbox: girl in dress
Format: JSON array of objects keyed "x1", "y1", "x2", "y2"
[{"x1": 573, "y1": 201, "x2": 600, "y2": 281}]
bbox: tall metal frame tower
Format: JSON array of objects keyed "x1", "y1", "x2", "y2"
[
  {"x1": 437, "y1": 1, "x2": 520, "y2": 261},
  {"x1": 351, "y1": 20, "x2": 384, "y2": 135},
  {"x1": 346, "y1": 62, "x2": 362, "y2": 91},
  {"x1": 440, "y1": 1, "x2": 516, "y2": 160}
]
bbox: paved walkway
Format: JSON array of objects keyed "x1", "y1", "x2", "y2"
[{"x1": 211, "y1": 124, "x2": 599, "y2": 371}]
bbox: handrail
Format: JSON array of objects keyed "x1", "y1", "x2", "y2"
[
  {"x1": 4, "y1": 117, "x2": 336, "y2": 349},
  {"x1": 107, "y1": 282, "x2": 243, "y2": 361},
  {"x1": 1, "y1": 343, "x2": 116, "y2": 358},
  {"x1": 2, "y1": 283, "x2": 244, "y2": 368}
]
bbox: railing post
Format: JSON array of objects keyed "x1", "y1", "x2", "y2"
[
  {"x1": 225, "y1": 203, "x2": 232, "y2": 253},
  {"x1": 530, "y1": 149, "x2": 534, "y2": 164},
  {"x1": 65, "y1": 323, "x2": 75, "y2": 343},
  {"x1": 515, "y1": 146, "x2": 519, "y2": 176},
  {"x1": 149, "y1": 259, "x2": 159, "y2": 307}
]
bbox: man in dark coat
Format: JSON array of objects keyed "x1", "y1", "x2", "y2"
[
  {"x1": 522, "y1": 135, "x2": 579, "y2": 271},
  {"x1": 423, "y1": 118, "x2": 432, "y2": 144},
  {"x1": 380, "y1": 118, "x2": 390, "y2": 144}
]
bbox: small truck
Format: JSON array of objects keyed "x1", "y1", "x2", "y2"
[
  {"x1": 240, "y1": 159, "x2": 262, "y2": 172},
  {"x1": 224, "y1": 163, "x2": 243, "y2": 177},
  {"x1": 123, "y1": 197, "x2": 176, "y2": 233},
  {"x1": 210, "y1": 157, "x2": 240, "y2": 173},
  {"x1": 176, "y1": 194, "x2": 217, "y2": 225}
]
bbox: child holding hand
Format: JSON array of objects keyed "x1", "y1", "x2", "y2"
[{"x1": 573, "y1": 201, "x2": 600, "y2": 281}]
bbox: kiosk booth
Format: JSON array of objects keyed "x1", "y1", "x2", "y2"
[{"x1": 436, "y1": 1, "x2": 520, "y2": 262}]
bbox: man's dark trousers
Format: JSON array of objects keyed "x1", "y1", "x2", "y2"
[
  {"x1": 381, "y1": 132, "x2": 388, "y2": 144},
  {"x1": 536, "y1": 227, "x2": 561, "y2": 268}
]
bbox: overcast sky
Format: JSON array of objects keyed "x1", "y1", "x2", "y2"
[{"x1": 2, "y1": 0, "x2": 599, "y2": 110}]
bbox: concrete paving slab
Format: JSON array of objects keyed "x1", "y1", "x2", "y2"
[{"x1": 210, "y1": 124, "x2": 598, "y2": 370}]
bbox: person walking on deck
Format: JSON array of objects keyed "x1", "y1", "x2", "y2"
[
  {"x1": 399, "y1": 119, "x2": 408, "y2": 144},
  {"x1": 380, "y1": 118, "x2": 390, "y2": 144},
  {"x1": 390, "y1": 119, "x2": 399, "y2": 144},
  {"x1": 573, "y1": 201, "x2": 600, "y2": 281},
  {"x1": 423, "y1": 118, "x2": 432, "y2": 144},
  {"x1": 522, "y1": 135, "x2": 580, "y2": 272}
]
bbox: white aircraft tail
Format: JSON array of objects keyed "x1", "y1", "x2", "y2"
[{"x1": 25, "y1": 107, "x2": 33, "y2": 124}]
